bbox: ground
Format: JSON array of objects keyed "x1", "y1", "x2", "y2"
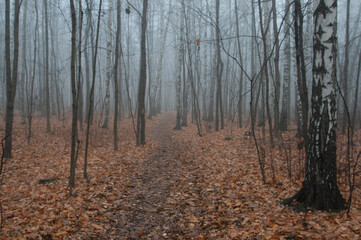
[{"x1": 0, "y1": 112, "x2": 360, "y2": 239}]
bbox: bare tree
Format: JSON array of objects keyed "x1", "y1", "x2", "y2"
[
  {"x1": 174, "y1": 3, "x2": 184, "y2": 131},
  {"x1": 136, "y1": 0, "x2": 149, "y2": 145},
  {"x1": 84, "y1": 0, "x2": 103, "y2": 179},
  {"x1": 102, "y1": 0, "x2": 113, "y2": 129},
  {"x1": 27, "y1": 0, "x2": 39, "y2": 143},
  {"x1": 4, "y1": 0, "x2": 21, "y2": 158},
  {"x1": 69, "y1": 0, "x2": 78, "y2": 195},
  {"x1": 44, "y1": 0, "x2": 51, "y2": 132},
  {"x1": 341, "y1": 0, "x2": 351, "y2": 134},
  {"x1": 280, "y1": 0, "x2": 291, "y2": 131},
  {"x1": 20, "y1": 0, "x2": 28, "y2": 125},
  {"x1": 215, "y1": 0, "x2": 224, "y2": 131},
  {"x1": 294, "y1": 0, "x2": 309, "y2": 149},
  {"x1": 113, "y1": 0, "x2": 121, "y2": 151}
]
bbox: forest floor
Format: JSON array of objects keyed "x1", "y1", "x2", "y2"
[{"x1": 0, "y1": 112, "x2": 361, "y2": 239}]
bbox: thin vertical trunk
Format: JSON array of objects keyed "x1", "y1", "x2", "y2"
[
  {"x1": 215, "y1": 0, "x2": 224, "y2": 131},
  {"x1": 69, "y1": 0, "x2": 78, "y2": 195},
  {"x1": 341, "y1": 0, "x2": 351, "y2": 134},
  {"x1": 84, "y1": 0, "x2": 102, "y2": 180},
  {"x1": 136, "y1": 0, "x2": 148, "y2": 145},
  {"x1": 235, "y1": 0, "x2": 243, "y2": 128},
  {"x1": 102, "y1": 0, "x2": 113, "y2": 129},
  {"x1": 181, "y1": 0, "x2": 190, "y2": 127},
  {"x1": 351, "y1": 51, "x2": 361, "y2": 133},
  {"x1": 258, "y1": 0, "x2": 274, "y2": 147},
  {"x1": 272, "y1": 0, "x2": 280, "y2": 134},
  {"x1": 174, "y1": 5, "x2": 184, "y2": 130},
  {"x1": 44, "y1": 0, "x2": 51, "y2": 133},
  {"x1": 294, "y1": 0, "x2": 309, "y2": 151},
  {"x1": 4, "y1": 0, "x2": 21, "y2": 158},
  {"x1": 280, "y1": 0, "x2": 291, "y2": 131},
  {"x1": 113, "y1": 0, "x2": 121, "y2": 151},
  {"x1": 20, "y1": 0, "x2": 28, "y2": 125},
  {"x1": 28, "y1": 0, "x2": 39, "y2": 144},
  {"x1": 77, "y1": 0, "x2": 84, "y2": 131}
]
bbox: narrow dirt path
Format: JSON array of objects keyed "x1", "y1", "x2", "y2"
[{"x1": 108, "y1": 113, "x2": 197, "y2": 239}]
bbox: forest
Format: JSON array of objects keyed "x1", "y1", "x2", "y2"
[{"x1": 1, "y1": 0, "x2": 361, "y2": 239}]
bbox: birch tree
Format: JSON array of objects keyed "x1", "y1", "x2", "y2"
[
  {"x1": 284, "y1": 0, "x2": 345, "y2": 210},
  {"x1": 102, "y1": 0, "x2": 113, "y2": 129},
  {"x1": 280, "y1": 0, "x2": 291, "y2": 131}
]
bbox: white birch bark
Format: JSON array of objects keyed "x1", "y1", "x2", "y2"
[{"x1": 102, "y1": 0, "x2": 113, "y2": 129}]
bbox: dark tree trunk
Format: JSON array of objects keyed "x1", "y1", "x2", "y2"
[
  {"x1": 294, "y1": 0, "x2": 309, "y2": 150},
  {"x1": 136, "y1": 0, "x2": 148, "y2": 146},
  {"x1": 4, "y1": 0, "x2": 21, "y2": 158},
  {"x1": 44, "y1": 0, "x2": 51, "y2": 133},
  {"x1": 113, "y1": 0, "x2": 121, "y2": 151},
  {"x1": 84, "y1": 0, "x2": 102, "y2": 180},
  {"x1": 69, "y1": 0, "x2": 78, "y2": 195}
]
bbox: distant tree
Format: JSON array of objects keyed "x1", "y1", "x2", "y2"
[
  {"x1": 20, "y1": 0, "x2": 28, "y2": 125},
  {"x1": 174, "y1": 2, "x2": 184, "y2": 131},
  {"x1": 234, "y1": 0, "x2": 244, "y2": 128},
  {"x1": 136, "y1": 0, "x2": 149, "y2": 145},
  {"x1": 341, "y1": 0, "x2": 351, "y2": 134},
  {"x1": 113, "y1": 0, "x2": 121, "y2": 151},
  {"x1": 180, "y1": 0, "x2": 190, "y2": 127},
  {"x1": 84, "y1": 0, "x2": 103, "y2": 179},
  {"x1": 271, "y1": 0, "x2": 280, "y2": 134},
  {"x1": 280, "y1": 0, "x2": 291, "y2": 131},
  {"x1": 44, "y1": 0, "x2": 51, "y2": 133},
  {"x1": 69, "y1": 0, "x2": 78, "y2": 195},
  {"x1": 215, "y1": 0, "x2": 224, "y2": 131},
  {"x1": 4, "y1": 0, "x2": 21, "y2": 158},
  {"x1": 27, "y1": 0, "x2": 39, "y2": 143},
  {"x1": 284, "y1": 0, "x2": 346, "y2": 210},
  {"x1": 102, "y1": 0, "x2": 113, "y2": 129}
]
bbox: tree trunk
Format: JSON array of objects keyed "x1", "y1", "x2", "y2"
[
  {"x1": 27, "y1": 0, "x2": 39, "y2": 143},
  {"x1": 77, "y1": 0, "x2": 84, "y2": 131},
  {"x1": 20, "y1": 0, "x2": 28, "y2": 125},
  {"x1": 84, "y1": 0, "x2": 102, "y2": 180},
  {"x1": 69, "y1": 0, "x2": 78, "y2": 195},
  {"x1": 4, "y1": 0, "x2": 21, "y2": 158},
  {"x1": 341, "y1": 0, "x2": 350, "y2": 134},
  {"x1": 215, "y1": 0, "x2": 224, "y2": 132},
  {"x1": 174, "y1": 4, "x2": 184, "y2": 131},
  {"x1": 272, "y1": 0, "x2": 280, "y2": 135},
  {"x1": 351, "y1": 51, "x2": 361, "y2": 133},
  {"x1": 102, "y1": 0, "x2": 113, "y2": 129},
  {"x1": 136, "y1": 0, "x2": 148, "y2": 146},
  {"x1": 44, "y1": 0, "x2": 51, "y2": 133},
  {"x1": 280, "y1": 0, "x2": 291, "y2": 131},
  {"x1": 181, "y1": 0, "x2": 190, "y2": 127},
  {"x1": 113, "y1": 0, "x2": 121, "y2": 151},
  {"x1": 258, "y1": 0, "x2": 274, "y2": 147},
  {"x1": 285, "y1": 0, "x2": 345, "y2": 211},
  {"x1": 294, "y1": 0, "x2": 309, "y2": 150}
]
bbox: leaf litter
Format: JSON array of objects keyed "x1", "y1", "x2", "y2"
[{"x1": 0, "y1": 112, "x2": 360, "y2": 239}]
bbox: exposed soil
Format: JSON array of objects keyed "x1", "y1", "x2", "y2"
[{"x1": 108, "y1": 114, "x2": 197, "y2": 239}]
